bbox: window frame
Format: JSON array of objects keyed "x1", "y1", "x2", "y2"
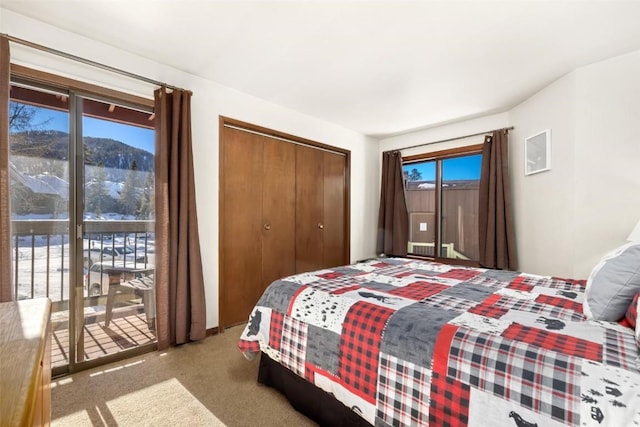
[
  {"x1": 11, "y1": 64, "x2": 154, "y2": 109},
  {"x1": 402, "y1": 143, "x2": 484, "y2": 267}
]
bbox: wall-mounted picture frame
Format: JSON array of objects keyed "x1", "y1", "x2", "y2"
[{"x1": 524, "y1": 129, "x2": 551, "y2": 175}]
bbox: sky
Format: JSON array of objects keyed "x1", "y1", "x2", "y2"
[
  {"x1": 403, "y1": 154, "x2": 482, "y2": 181},
  {"x1": 28, "y1": 106, "x2": 155, "y2": 154}
]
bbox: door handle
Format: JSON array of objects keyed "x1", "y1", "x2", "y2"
[
  {"x1": 318, "y1": 223, "x2": 324, "y2": 229},
  {"x1": 264, "y1": 223, "x2": 271, "y2": 231}
]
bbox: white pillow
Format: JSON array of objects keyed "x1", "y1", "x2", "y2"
[{"x1": 583, "y1": 242, "x2": 640, "y2": 321}]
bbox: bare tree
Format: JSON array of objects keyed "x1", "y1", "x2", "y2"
[{"x1": 9, "y1": 101, "x2": 52, "y2": 132}]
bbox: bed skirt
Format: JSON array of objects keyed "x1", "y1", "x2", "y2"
[{"x1": 257, "y1": 353, "x2": 371, "y2": 427}]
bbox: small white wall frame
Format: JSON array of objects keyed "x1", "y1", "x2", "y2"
[{"x1": 524, "y1": 129, "x2": 551, "y2": 175}]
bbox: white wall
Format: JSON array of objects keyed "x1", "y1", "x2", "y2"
[
  {"x1": 571, "y1": 50, "x2": 640, "y2": 276},
  {"x1": 512, "y1": 49, "x2": 640, "y2": 278},
  {"x1": 509, "y1": 72, "x2": 578, "y2": 277},
  {"x1": 382, "y1": 50, "x2": 640, "y2": 280},
  {"x1": 1, "y1": 9, "x2": 380, "y2": 329}
]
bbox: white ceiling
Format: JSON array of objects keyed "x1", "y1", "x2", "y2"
[{"x1": 3, "y1": 1, "x2": 640, "y2": 138}]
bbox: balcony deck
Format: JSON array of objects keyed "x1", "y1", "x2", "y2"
[
  {"x1": 51, "y1": 304, "x2": 155, "y2": 368},
  {"x1": 11, "y1": 220, "x2": 157, "y2": 368}
]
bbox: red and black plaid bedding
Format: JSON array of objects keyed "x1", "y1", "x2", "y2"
[{"x1": 238, "y1": 258, "x2": 640, "y2": 426}]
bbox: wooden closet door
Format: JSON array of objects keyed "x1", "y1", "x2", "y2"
[
  {"x1": 295, "y1": 145, "x2": 324, "y2": 273},
  {"x1": 261, "y1": 136, "x2": 296, "y2": 289},
  {"x1": 322, "y1": 151, "x2": 347, "y2": 268},
  {"x1": 221, "y1": 127, "x2": 264, "y2": 327}
]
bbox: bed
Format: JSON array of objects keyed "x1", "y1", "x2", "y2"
[{"x1": 238, "y1": 256, "x2": 640, "y2": 426}]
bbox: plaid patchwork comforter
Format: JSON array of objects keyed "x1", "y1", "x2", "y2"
[{"x1": 238, "y1": 258, "x2": 640, "y2": 426}]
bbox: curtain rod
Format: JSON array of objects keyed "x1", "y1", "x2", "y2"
[
  {"x1": 388, "y1": 126, "x2": 514, "y2": 153},
  {"x1": 2, "y1": 33, "x2": 185, "y2": 92}
]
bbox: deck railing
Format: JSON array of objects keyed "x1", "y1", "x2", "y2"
[
  {"x1": 407, "y1": 241, "x2": 470, "y2": 260},
  {"x1": 11, "y1": 219, "x2": 154, "y2": 302}
]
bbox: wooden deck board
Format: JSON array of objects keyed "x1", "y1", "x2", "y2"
[{"x1": 51, "y1": 308, "x2": 155, "y2": 367}]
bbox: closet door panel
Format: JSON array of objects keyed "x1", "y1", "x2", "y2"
[
  {"x1": 221, "y1": 127, "x2": 264, "y2": 327},
  {"x1": 323, "y1": 151, "x2": 347, "y2": 268},
  {"x1": 262, "y1": 137, "x2": 296, "y2": 288},
  {"x1": 295, "y1": 145, "x2": 324, "y2": 273}
]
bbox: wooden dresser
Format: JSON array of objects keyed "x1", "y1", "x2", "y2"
[{"x1": 0, "y1": 298, "x2": 52, "y2": 426}]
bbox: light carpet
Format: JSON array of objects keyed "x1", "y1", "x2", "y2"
[{"x1": 51, "y1": 324, "x2": 317, "y2": 426}]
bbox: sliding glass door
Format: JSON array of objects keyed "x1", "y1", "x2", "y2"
[
  {"x1": 9, "y1": 79, "x2": 156, "y2": 374},
  {"x1": 403, "y1": 149, "x2": 483, "y2": 262},
  {"x1": 10, "y1": 81, "x2": 72, "y2": 371},
  {"x1": 76, "y1": 95, "x2": 156, "y2": 367}
]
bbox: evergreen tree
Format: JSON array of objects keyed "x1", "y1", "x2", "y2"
[
  {"x1": 409, "y1": 168, "x2": 422, "y2": 181},
  {"x1": 120, "y1": 159, "x2": 139, "y2": 216},
  {"x1": 137, "y1": 172, "x2": 155, "y2": 219},
  {"x1": 85, "y1": 161, "x2": 109, "y2": 217}
]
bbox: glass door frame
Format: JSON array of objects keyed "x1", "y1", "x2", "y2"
[
  {"x1": 10, "y1": 72, "x2": 157, "y2": 377},
  {"x1": 67, "y1": 90, "x2": 157, "y2": 375}
]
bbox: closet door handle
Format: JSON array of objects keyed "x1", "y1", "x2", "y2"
[
  {"x1": 264, "y1": 223, "x2": 271, "y2": 231},
  {"x1": 318, "y1": 223, "x2": 324, "y2": 229}
]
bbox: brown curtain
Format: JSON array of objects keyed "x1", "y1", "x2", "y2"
[
  {"x1": 154, "y1": 86, "x2": 206, "y2": 349},
  {"x1": 376, "y1": 151, "x2": 409, "y2": 256},
  {"x1": 0, "y1": 38, "x2": 14, "y2": 302},
  {"x1": 478, "y1": 130, "x2": 518, "y2": 270}
]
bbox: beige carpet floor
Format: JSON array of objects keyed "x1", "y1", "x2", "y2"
[{"x1": 51, "y1": 324, "x2": 318, "y2": 426}]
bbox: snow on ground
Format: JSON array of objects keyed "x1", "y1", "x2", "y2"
[
  {"x1": 13, "y1": 212, "x2": 154, "y2": 302},
  {"x1": 15, "y1": 241, "x2": 155, "y2": 302}
]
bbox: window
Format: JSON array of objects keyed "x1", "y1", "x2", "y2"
[{"x1": 403, "y1": 145, "x2": 483, "y2": 262}]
